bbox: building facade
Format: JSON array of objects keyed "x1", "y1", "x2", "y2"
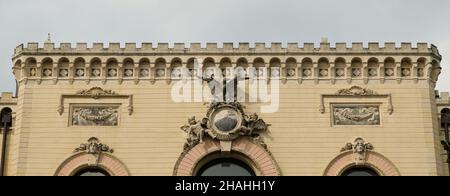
[{"x1": 0, "y1": 40, "x2": 448, "y2": 176}]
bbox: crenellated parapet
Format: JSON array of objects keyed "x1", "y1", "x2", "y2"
[
  {"x1": 13, "y1": 42, "x2": 442, "y2": 56},
  {"x1": 11, "y1": 41, "x2": 442, "y2": 86},
  {"x1": 0, "y1": 92, "x2": 16, "y2": 105}
]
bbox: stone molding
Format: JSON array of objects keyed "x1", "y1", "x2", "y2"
[
  {"x1": 55, "y1": 137, "x2": 129, "y2": 176},
  {"x1": 57, "y1": 87, "x2": 133, "y2": 116},
  {"x1": 319, "y1": 86, "x2": 393, "y2": 115}
]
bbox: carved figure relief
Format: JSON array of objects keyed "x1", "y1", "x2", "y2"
[{"x1": 341, "y1": 137, "x2": 374, "y2": 165}]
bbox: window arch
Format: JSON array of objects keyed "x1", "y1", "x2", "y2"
[
  {"x1": 318, "y1": 57, "x2": 330, "y2": 78},
  {"x1": 173, "y1": 137, "x2": 281, "y2": 176},
  {"x1": 341, "y1": 166, "x2": 380, "y2": 176},
  {"x1": 0, "y1": 107, "x2": 13, "y2": 128},
  {"x1": 55, "y1": 153, "x2": 130, "y2": 176},
  {"x1": 441, "y1": 108, "x2": 450, "y2": 129},
  {"x1": 73, "y1": 167, "x2": 111, "y2": 176},
  {"x1": 196, "y1": 158, "x2": 256, "y2": 176},
  {"x1": 323, "y1": 151, "x2": 400, "y2": 176}
]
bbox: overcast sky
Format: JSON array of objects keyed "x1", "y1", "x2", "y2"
[{"x1": 1, "y1": 0, "x2": 450, "y2": 93}]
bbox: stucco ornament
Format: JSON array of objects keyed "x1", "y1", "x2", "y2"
[
  {"x1": 341, "y1": 137, "x2": 374, "y2": 165},
  {"x1": 76, "y1": 87, "x2": 117, "y2": 99},
  {"x1": 181, "y1": 102, "x2": 270, "y2": 151},
  {"x1": 336, "y1": 86, "x2": 378, "y2": 96}
]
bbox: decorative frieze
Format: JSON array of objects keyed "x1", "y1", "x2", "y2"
[
  {"x1": 333, "y1": 105, "x2": 380, "y2": 125},
  {"x1": 43, "y1": 68, "x2": 52, "y2": 77},
  {"x1": 58, "y1": 87, "x2": 133, "y2": 116},
  {"x1": 75, "y1": 69, "x2": 85, "y2": 77},
  {"x1": 91, "y1": 68, "x2": 101, "y2": 77},
  {"x1": 385, "y1": 68, "x2": 394, "y2": 77},
  {"x1": 320, "y1": 86, "x2": 393, "y2": 115},
  {"x1": 302, "y1": 69, "x2": 312, "y2": 77},
  {"x1": 59, "y1": 69, "x2": 69, "y2": 77},
  {"x1": 108, "y1": 69, "x2": 118, "y2": 77},
  {"x1": 286, "y1": 68, "x2": 296, "y2": 77},
  {"x1": 368, "y1": 68, "x2": 378, "y2": 77},
  {"x1": 335, "y1": 68, "x2": 345, "y2": 77},
  {"x1": 124, "y1": 69, "x2": 133, "y2": 77},
  {"x1": 140, "y1": 69, "x2": 149, "y2": 77},
  {"x1": 71, "y1": 106, "x2": 119, "y2": 126}
]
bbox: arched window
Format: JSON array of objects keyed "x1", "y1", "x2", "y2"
[
  {"x1": 341, "y1": 167, "x2": 379, "y2": 176},
  {"x1": 74, "y1": 167, "x2": 111, "y2": 176},
  {"x1": 196, "y1": 158, "x2": 255, "y2": 176},
  {"x1": 441, "y1": 108, "x2": 450, "y2": 129},
  {"x1": 1, "y1": 107, "x2": 13, "y2": 127}
]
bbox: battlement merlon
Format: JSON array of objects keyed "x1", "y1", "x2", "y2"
[
  {"x1": 0, "y1": 92, "x2": 17, "y2": 105},
  {"x1": 12, "y1": 42, "x2": 442, "y2": 60}
]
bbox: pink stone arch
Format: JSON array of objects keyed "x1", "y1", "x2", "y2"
[
  {"x1": 173, "y1": 137, "x2": 281, "y2": 176},
  {"x1": 323, "y1": 151, "x2": 400, "y2": 176},
  {"x1": 55, "y1": 153, "x2": 130, "y2": 176}
]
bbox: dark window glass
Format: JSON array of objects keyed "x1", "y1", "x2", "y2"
[
  {"x1": 74, "y1": 168, "x2": 110, "y2": 176},
  {"x1": 341, "y1": 167, "x2": 379, "y2": 176},
  {"x1": 197, "y1": 158, "x2": 255, "y2": 176}
]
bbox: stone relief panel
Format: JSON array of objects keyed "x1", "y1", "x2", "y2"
[
  {"x1": 332, "y1": 105, "x2": 380, "y2": 125},
  {"x1": 71, "y1": 105, "x2": 119, "y2": 126}
]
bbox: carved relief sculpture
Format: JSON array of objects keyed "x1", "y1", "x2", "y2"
[
  {"x1": 180, "y1": 102, "x2": 270, "y2": 151},
  {"x1": 73, "y1": 137, "x2": 114, "y2": 154},
  {"x1": 341, "y1": 137, "x2": 374, "y2": 165},
  {"x1": 333, "y1": 105, "x2": 380, "y2": 125},
  {"x1": 72, "y1": 106, "x2": 119, "y2": 126}
]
